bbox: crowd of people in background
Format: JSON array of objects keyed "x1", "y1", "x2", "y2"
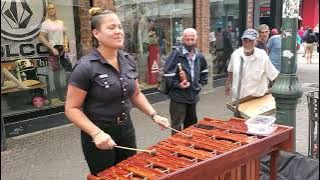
[
  {"x1": 258, "y1": 23, "x2": 319, "y2": 68},
  {"x1": 223, "y1": 23, "x2": 318, "y2": 106},
  {"x1": 214, "y1": 23, "x2": 319, "y2": 76},
  {"x1": 209, "y1": 22, "x2": 319, "y2": 77}
]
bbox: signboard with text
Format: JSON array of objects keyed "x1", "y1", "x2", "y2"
[{"x1": 1, "y1": 0, "x2": 49, "y2": 61}]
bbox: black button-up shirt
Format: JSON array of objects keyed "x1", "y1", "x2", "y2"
[{"x1": 68, "y1": 49, "x2": 138, "y2": 123}]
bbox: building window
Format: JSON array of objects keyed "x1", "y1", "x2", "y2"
[
  {"x1": 115, "y1": 0, "x2": 194, "y2": 89},
  {"x1": 254, "y1": 0, "x2": 271, "y2": 29},
  {"x1": 209, "y1": 0, "x2": 241, "y2": 75},
  {"x1": 1, "y1": 1, "x2": 79, "y2": 117}
]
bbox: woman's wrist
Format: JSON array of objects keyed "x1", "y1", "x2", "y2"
[
  {"x1": 91, "y1": 130, "x2": 103, "y2": 140},
  {"x1": 149, "y1": 112, "x2": 157, "y2": 121}
]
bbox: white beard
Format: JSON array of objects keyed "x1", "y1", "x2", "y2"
[{"x1": 243, "y1": 47, "x2": 254, "y2": 53}]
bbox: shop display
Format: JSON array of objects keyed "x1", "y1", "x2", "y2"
[
  {"x1": 1, "y1": 0, "x2": 77, "y2": 117},
  {"x1": 1, "y1": 67, "x2": 29, "y2": 91}
]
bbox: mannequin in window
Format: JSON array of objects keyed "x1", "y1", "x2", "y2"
[
  {"x1": 38, "y1": 3, "x2": 69, "y2": 103},
  {"x1": 138, "y1": 9, "x2": 149, "y2": 53}
]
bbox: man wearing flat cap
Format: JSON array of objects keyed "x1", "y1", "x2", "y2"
[{"x1": 225, "y1": 29, "x2": 279, "y2": 101}]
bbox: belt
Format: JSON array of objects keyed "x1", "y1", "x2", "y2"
[
  {"x1": 114, "y1": 112, "x2": 129, "y2": 125},
  {"x1": 88, "y1": 112, "x2": 130, "y2": 126}
]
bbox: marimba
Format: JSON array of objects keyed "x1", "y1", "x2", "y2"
[{"x1": 88, "y1": 117, "x2": 294, "y2": 180}]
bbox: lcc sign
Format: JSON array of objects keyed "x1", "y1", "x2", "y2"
[{"x1": 1, "y1": 0, "x2": 49, "y2": 61}]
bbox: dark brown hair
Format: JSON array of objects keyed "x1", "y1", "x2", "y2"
[{"x1": 89, "y1": 7, "x2": 115, "y2": 30}]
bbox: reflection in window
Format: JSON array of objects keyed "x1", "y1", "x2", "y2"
[
  {"x1": 254, "y1": 0, "x2": 271, "y2": 29},
  {"x1": 115, "y1": 0, "x2": 194, "y2": 89},
  {"x1": 209, "y1": 0, "x2": 240, "y2": 75}
]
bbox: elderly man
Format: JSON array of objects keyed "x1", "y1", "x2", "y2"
[
  {"x1": 225, "y1": 28, "x2": 279, "y2": 101},
  {"x1": 256, "y1": 24, "x2": 270, "y2": 51},
  {"x1": 163, "y1": 28, "x2": 208, "y2": 134}
]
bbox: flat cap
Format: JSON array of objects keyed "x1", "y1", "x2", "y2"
[{"x1": 241, "y1": 29, "x2": 259, "y2": 40}]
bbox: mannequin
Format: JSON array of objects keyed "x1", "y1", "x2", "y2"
[
  {"x1": 138, "y1": 11, "x2": 149, "y2": 53},
  {"x1": 38, "y1": 3, "x2": 68, "y2": 103}
]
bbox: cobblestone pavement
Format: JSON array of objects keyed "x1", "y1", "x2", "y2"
[{"x1": 1, "y1": 52, "x2": 319, "y2": 180}]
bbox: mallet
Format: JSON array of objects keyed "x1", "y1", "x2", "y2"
[
  {"x1": 115, "y1": 145, "x2": 157, "y2": 156},
  {"x1": 166, "y1": 126, "x2": 193, "y2": 139}
]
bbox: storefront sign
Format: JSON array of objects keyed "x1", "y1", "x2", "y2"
[
  {"x1": 1, "y1": 0, "x2": 47, "y2": 41},
  {"x1": 1, "y1": 0, "x2": 48, "y2": 61},
  {"x1": 1, "y1": 42, "x2": 49, "y2": 61}
]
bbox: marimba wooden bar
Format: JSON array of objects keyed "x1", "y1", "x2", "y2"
[{"x1": 88, "y1": 117, "x2": 294, "y2": 180}]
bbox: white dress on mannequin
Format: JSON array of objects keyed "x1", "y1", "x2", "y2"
[{"x1": 138, "y1": 16, "x2": 149, "y2": 53}]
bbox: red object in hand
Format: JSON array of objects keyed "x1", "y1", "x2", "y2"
[{"x1": 177, "y1": 63, "x2": 188, "y2": 82}]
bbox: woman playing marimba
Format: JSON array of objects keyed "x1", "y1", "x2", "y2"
[{"x1": 64, "y1": 7, "x2": 169, "y2": 175}]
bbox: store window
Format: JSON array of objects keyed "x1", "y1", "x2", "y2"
[
  {"x1": 115, "y1": 0, "x2": 194, "y2": 90},
  {"x1": 209, "y1": 0, "x2": 240, "y2": 76},
  {"x1": 1, "y1": 0, "x2": 79, "y2": 116},
  {"x1": 254, "y1": 0, "x2": 271, "y2": 29}
]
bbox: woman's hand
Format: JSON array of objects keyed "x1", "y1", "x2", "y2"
[
  {"x1": 92, "y1": 131, "x2": 117, "y2": 150},
  {"x1": 179, "y1": 80, "x2": 190, "y2": 89},
  {"x1": 152, "y1": 115, "x2": 170, "y2": 130},
  {"x1": 64, "y1": 46, "x2": 69, "y2": 53},
  {"x1": 51, "y1": 48, "x2": 60, "y2": 56}
]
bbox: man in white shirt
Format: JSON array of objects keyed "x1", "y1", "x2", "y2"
[{"x1": 225, "y1": 29, "x2": 279, "y2": 100}]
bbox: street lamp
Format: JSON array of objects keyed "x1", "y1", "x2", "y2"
[{"x1": 271, "y1": 0, "x2": 303, "y2": 150}]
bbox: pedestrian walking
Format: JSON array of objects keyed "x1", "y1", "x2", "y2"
[
  {"x1": 303, "y1": 28, "x2": 318, "y2": 64},
  {"x1": 314, "y1": 24, "x2": 319, "y2": 53},
  {"x1": 64, "y1": 7, "x2": 169, "y2": 175},
  {"x1": 298, "y1": 26, "x2": 305, "y2": 43}
]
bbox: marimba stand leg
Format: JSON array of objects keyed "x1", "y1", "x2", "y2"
[{"x1": 270, "y1": 150, "x2": 280, "y2": 180}]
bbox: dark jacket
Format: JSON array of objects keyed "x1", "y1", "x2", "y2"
[
  {"x1": 163, "y1": 46, "x2": 208, "y2": 104},
  {"x1": 303, "y1": 32, "x2": 318, "y2": 43}
]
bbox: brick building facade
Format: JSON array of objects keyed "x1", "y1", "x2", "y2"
[
  {"x1": 1, "y1": 0, "x2": 252, "y2": 135},
  {"x1": 75, "y1": 0, "x2": 257, "y2": 56},
  {"x1": 77, "y1": 0, "x2": 213, "y2": 55}
]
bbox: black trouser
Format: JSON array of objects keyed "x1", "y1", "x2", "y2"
[
  {"x1": 170, "y1": 100, "x2": 197, "y2": 135},
  {"x1": 81, "y1": 117, "x2": 136, "y2": 175}
]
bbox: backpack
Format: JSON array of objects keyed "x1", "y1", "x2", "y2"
[
  {"x1": 157, "y1": 55, "x2": 170, "y2": 94},
  {"x1": 304, "y1": 33, "x2": 316, "y2": 43},
  {"x1": 157, "y1": 47, "x2": 183, "y2": 94}
]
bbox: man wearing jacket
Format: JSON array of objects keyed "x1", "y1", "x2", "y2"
[{"x1": 163, "y1": 28, "x2": 208, "y2": 135}]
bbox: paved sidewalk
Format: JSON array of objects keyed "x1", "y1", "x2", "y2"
[{"x1": 1, "y1": 53, "x2": 319, "y2": 180}]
